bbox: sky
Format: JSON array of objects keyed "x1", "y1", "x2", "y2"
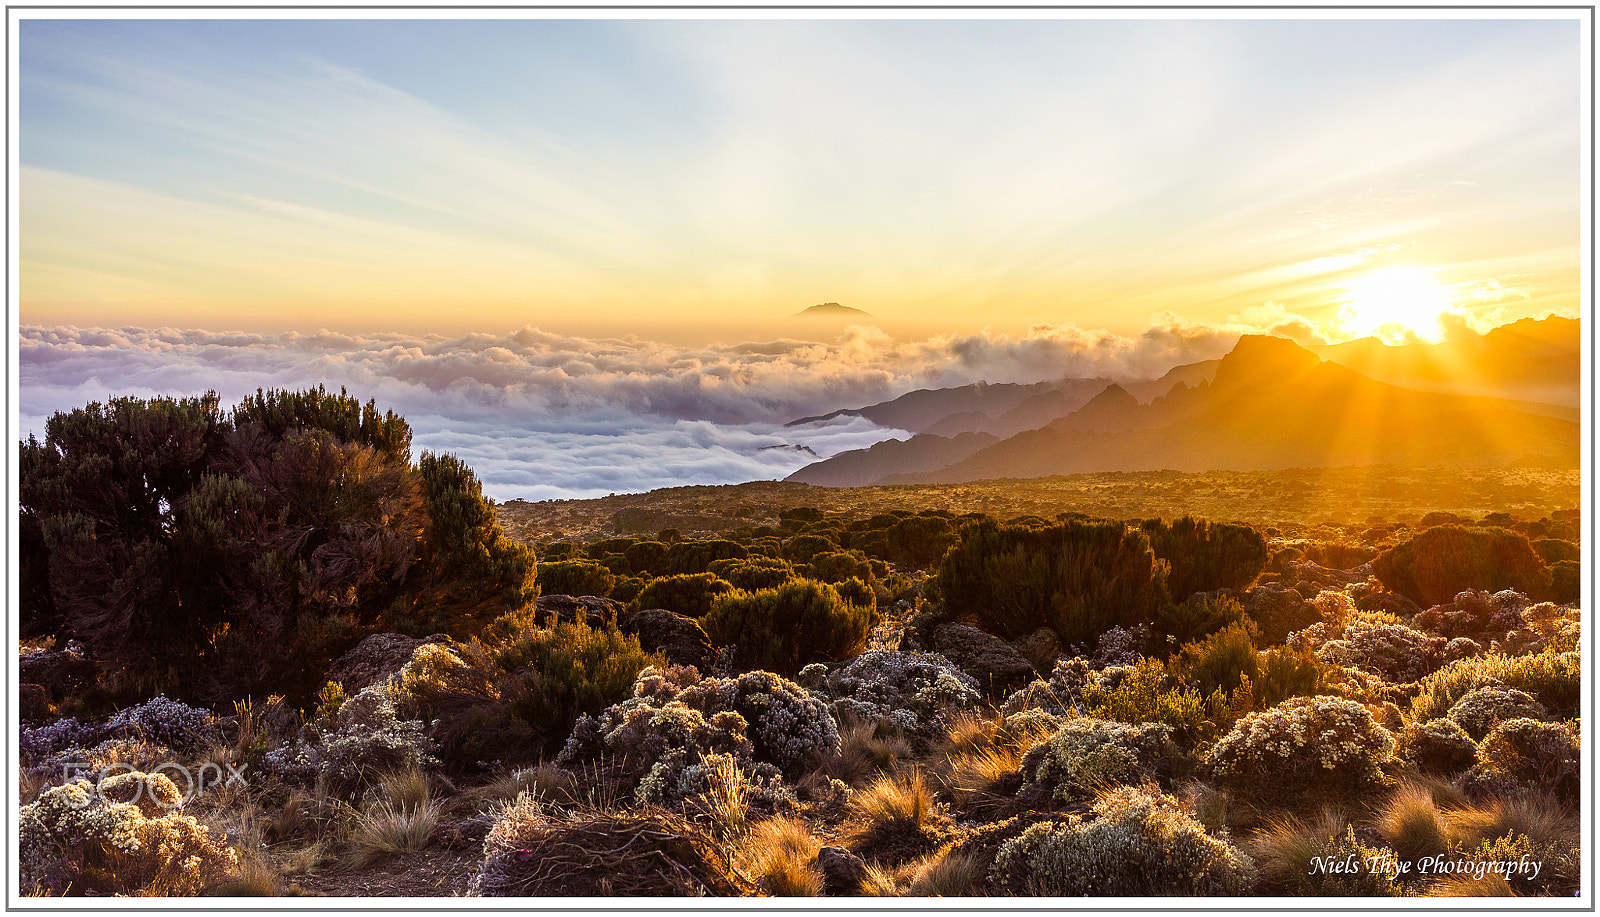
[
  {"x1": 16, "y1": 14, "x2": 1584, "y2": 342},
  {"x1": 12, "y1": 13, "x2": 1589, "y2": 498}
]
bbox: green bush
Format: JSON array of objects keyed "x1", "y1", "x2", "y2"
[
  {"x1": 1411, "y1": 649, "x2": 1580, "y2": 723},
  {"x1": 623, "y1": 540, "x2": 669, "y2": 576},
  {"x1": 805, "y1": 550, "x2": 873, "y2": 584},
  {"x1": 707, "y1": 556, "x2": 793, "y2": 591},
  {"x1": 1171, "y1": 620, "x2": 1260, "y2": 697},
  {"x1": 1080, "y1": 657, "x2": 1216, "y2": 740},
  {"x1": 1140, "y1": 516, "x2": 1268, "y2": 602},
  {"x1": 633, "y1": 573, "x2": 736, "y2": 618},
  {"x1": 1372, "y1": 525, "x2": 1551, "y2": 607},
  {"x1": 1396, "y1": 719, "x2": 1478, "y2": 776},
  {"x1": 1531, "y1": 539, "x2": 1580, "y2": 565},
  {"x1": 1253, "y1": 645, "x2": 1329, "y2": 709},
  {"x1": 990, "y1": 785, "x2": 1255, "y2": 895},
  {"x1": 665, "y1": 540, "x2": 748, "y2": 575},
  {"x1": 701, "y1": 578, "x2": 875, "y2": 676},
  {"x1": 535, "y1": 560, "x2": 616, "y2": 598},
  {"x1": 1548, "y1": 561, "x2": 1581, "y2": 605},
  {"x1": 933, "y1": 517, "x2": 1169, "y2": 645},
  {"x1": 1155, "y1": 592, "x2": 1248, "y2": 649},
  {"x1": 782, "y1": 533, "x2": 839, "y2": 564}
]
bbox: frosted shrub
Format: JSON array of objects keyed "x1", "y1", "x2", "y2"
[
  {"x1": 19, "y1": 717, "x2": 98, "y2": 765},
  {"x1": 1016, "y1": 719, "x2": 1182, "y2": 805},
  {"x1": 103, "y1": 696, "x2": 218, "y2": 754},
  {"x1": 262, "y1": 684, "x2": 435, "y2": 799},
  {"x1": 1315, "y1": 619, "x2": 1443, "y2": 684},
  {"x1": 824, "y1": 650, "x2": 981, "y2": 736},
  {"x1": 990, "y1": 785, "x2": 1254, "y2": 895},
  {"x1": 677, "y1": 670, "x2": 840, "y2": 773},
  {"x1": 1000, "y1": 656, "x2": 1093, "y2": 718},
  {"x1": 20, "y1": 772, "x2": 238, "y2": 896},
  {"x1": 1207, "y1": 695, "x2": 1396, "y2": 804},
  {"x1": 1445, "y1": 686, "x2": 1547, "y2": 741}
]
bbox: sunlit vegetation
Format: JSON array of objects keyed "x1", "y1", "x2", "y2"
[{"x1": 18, "y1": 392, "x2": 1581, "y2": 897}]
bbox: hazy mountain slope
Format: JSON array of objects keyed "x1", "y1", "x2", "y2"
[
  {"x1": 784, "y1": 431, "x2": 1000, "y2": 487},
  {"x1": 785, "y1": 380, "x2": 1069, "y2": 433},
  {"x1": 880, "y1": 335, "x2": 1579, "y2": 484},
  {"x1": 1313, "y1": 315, "x2": 1580, "y2": 407}
]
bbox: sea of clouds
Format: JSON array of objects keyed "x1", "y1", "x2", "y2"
[{"x1": 17, "y1": 318, "x2": 1250, "y2": 500}]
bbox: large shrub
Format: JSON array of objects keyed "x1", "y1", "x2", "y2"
[
  {"x1": 701, "y1": 578, "x2": 874, "y2": 676},
  {"x1": 823, "y1": 650, "x2": 982, "y2": 736},
  {"x1": 664, "y1": 539, "x2": 748, "y2": 575},
  {"x1": 633, "y1": 573, "x2": 736, "y2": 618},
  {"x1": 535, "y1": 560, "x2": 616, "y2": 599},
  {"x1": 1466, "y1": 718, "x2": 1579, "y2": 798},
  {"x1": 1372, "y1": 525, "x2": 1550, "y2": 608},
  {"x1": 707, "y1": 556, "x2": 793, "y2": 591},
  {"x1": 19, "y1": 388, "x2": 532, "y2": 704},
  {"x1": 1140, "y1": 516, "x2": 1268, "y2": 602},
  {"x1": 1207, "y1": 695, "x2": 1396, "y2": 805},
  {"x1": 933, "y1": 517, "x2": 1169, "y2": 645},
  {"x1": 989, "y1": 785, "x2": 1255, "y2": 895}
]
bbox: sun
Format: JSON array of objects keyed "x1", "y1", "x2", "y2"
[{"x1": 1336, "y1": 266, "x2": 1457, "y2": 344}]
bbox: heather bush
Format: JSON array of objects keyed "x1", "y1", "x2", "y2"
[
  {"x1": 1372, "y1": 525, "x2": 1550, "y2": 608},
  {"x1": 664, "y1": 539, "x2": 748, "y2": 576},
  {"x1": 708, "y1": 556, "x2": 793, "y2": 591},
  {"x1": 1445, "y1": 686, "x2": 1547, "y2": 741},
  {"x1": 1207, "y1": 695, "x2": 1397, "y2": 805},
  {"x1": 1548, "y1": 560, "x2": 1581, "y2": 605},
  {"x1": 823, "y1": 650, "x2": 982, "y2": 737},
  {"x1": 1015, "y1": 719, "x2": 1183, "y2": 805},
  {"x1": 1412, "y1": 588, "x2": 1532, "y2": 645},
  {"x1": 999, "y1": 656, "x2": 1096, "y2": 718},
  {"x1": 1140, "y1": 516, "x2": 1269, "y2": 602},
  {"x1": 990, "y1": 785, "x2": 1255, "y2": 895},
  {"x1": 20, "y1": 772, "x2": 239, "y2": 896},
  {"x1": 804, "y1": 550, "x2": 873, "y2": 584},
  {"x1": 1156, "y1": 591, "x2": 1249, "y2": 648},
  {"x1": 632, "y1": 573, "x2": 735, "y2": 618},
  {"x1": 1171, "y1": 620, "x2": 1260, "y2": 697},
  {"x1": 534, "y1": 560, "x2": 615, "y2": 598},
  {"x1": 782, "y1": 532, "x2": 839, "y2": 564},
  {"x1": 622, "y1": 540, "x2": 669, "y2": 575},
  {"x1": 1411, "y1": 648, "x2": 1580, "y2": 723},
  {"x1": 1530, "y1": 538, "x2": 1579, "y2": 565},
  {"x1": 933, "y1": 516, "x2": 1169, "y2": 645},
  {"x1": 1465, "y1": 718, "x2": 1579, "y2": 799},
  {"x1": 1253, "y1": 645, "x2": 1330, "y2": 709},
  {"x1": 701, "y1": 578, "x2": 874, "y2": 677},
  {"x1": 1397, "y1": 719, "x2": 1478, "y2": 776}
]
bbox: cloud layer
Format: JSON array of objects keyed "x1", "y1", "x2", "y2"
[{"x1": 18, "y1": 319, "x2": 1263, "y2": 499}]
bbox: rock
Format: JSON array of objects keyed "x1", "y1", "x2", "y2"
[
  {"x1": 18, "y1": 684, "x2": 53, "y2": 723},
  {"x1": 18, "y1": 641, "x2": 95, "y2": 702},
  {"x1": 1241, "y1": 583, "x2": 1321, "y2": 645},
  {"x1": 535, "y1": 594, "x2": 626, "y2": 628},
  {"x1": 813, "y1": 845, "x2": 869, "y2": 895},
  {"x1": 618, "y1": 608, "x2": 716, "y2": 671},
  {"x1": 323, "y1": 632, "x2": 454, "y2": 694},
  {"x1": 1280, "y1": 559, "x2": 1367, "y2": 593},
  {"x1": 1010, "y1": 628, "x2": 1061, "y2": 670},
  {"x1": 929, "y1": 623, "x2": 1038, "y2": 698}
]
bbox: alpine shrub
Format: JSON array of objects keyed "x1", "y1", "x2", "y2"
[
  {"x1": 933, "y1": 517, "x2": 1169, "y2": 645},
  {"x1": 1445, "y1": 686, "x2": 1547, "y2": 741},
  {"x1": 990, "y1": 785, "x2": 1255, "y2": 895},
  {"x1": 1015, "y1": 719, "x2": 1182, "y2": 805},
  {"x1": 1466, "y1": 718, "x2": 1579, "y2": 798},
  {"x1": 1411, "y1": 649, "x2": 1580, "y2": 723},
  {"x1": 1207, "y1": 695, "x2": 1397, "y2": 805},
  {"x1": 664, "y1": 540, "x2": 748, "y2": 576},
  {"x1": 535, "y1": 561, "x2": 616, "y2": 599},
  {"x1": 632, "y1": 573, "x2": 735, "y2": 619},
  {"x1": 1140, "y1": 516, "x2": 1268, "y2": 602},
  {"x1": 1373, "y1": 525, "x2": 1550, "y2": 608},
  {"x1": 707, "y1": 556, "x2": 793, "y2": 591},
  {"x1": 702, "y1": 578, "x2": 874, "y2": 677}
]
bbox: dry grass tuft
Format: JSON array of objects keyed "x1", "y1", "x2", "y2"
[
  {"x1": 344, "y1": 796, "x2": 442, "y2": 870},
  {"x1": 1374, "y1": 781, "x2": 1453, "y2": 865},
  {"x1": 810, "y1": 716, "x2": 913, "y2": 787},
  {"x1": 848, "y1": 769, "x2": 952, "y2": 864},
  {"x1": 905, "y1": 847, "x2": 989, "y2": 897},
  {"x1": 737, "y1": 816, "x2": 824, "y2": 896},
  {"x1": 940, "y1": 745, "x2": 1022, "y2": 819},
  {"x1": 1248, "y1": 808, "x2": 1352, "y2": 895}
]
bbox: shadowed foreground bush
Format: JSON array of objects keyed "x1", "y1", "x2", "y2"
[
  {"x1": 470, "y1": 805, "x2": 752, "y2": 896},
  {"x1": 989, "y1": 785, "x2": 1255, "y2": 895}
]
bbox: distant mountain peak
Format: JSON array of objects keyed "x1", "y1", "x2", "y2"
[
  {"x1": 794, "y1": 302, "x2": 872, "y2": 317},
  {"x1": 1214, "y1": 334, "x2": 1323, "y2": 388}
]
